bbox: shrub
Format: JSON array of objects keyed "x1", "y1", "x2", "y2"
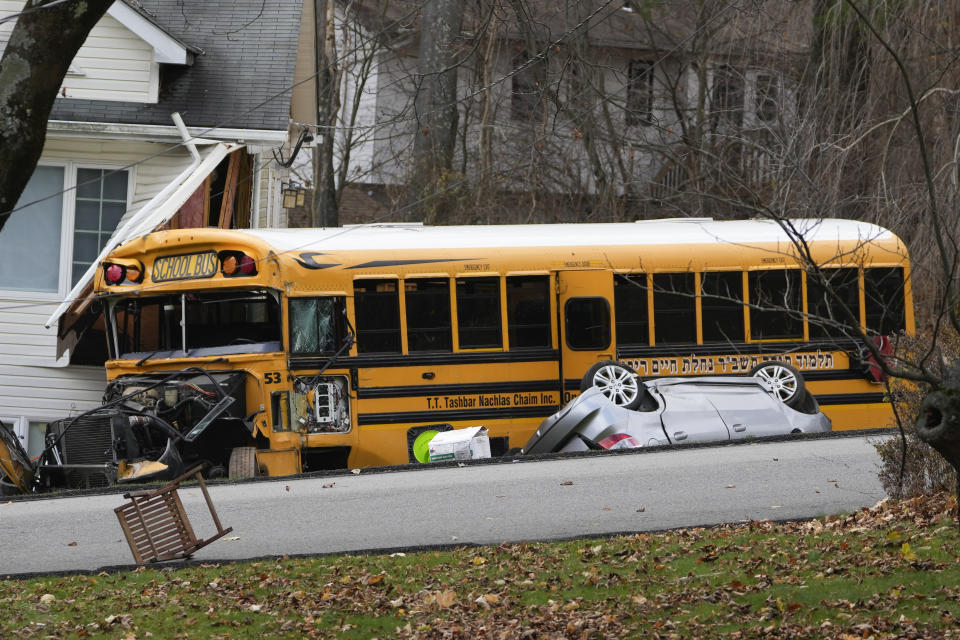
[{"x1": 874, "y1": 331, "x2": 959, "y2": 498}]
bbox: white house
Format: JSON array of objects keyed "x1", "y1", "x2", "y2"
[{"x1": 0, "y1": 0, "x2": 313, "y2": 457}]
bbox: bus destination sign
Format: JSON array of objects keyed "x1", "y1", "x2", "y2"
[{"x1": 152, "y1": 251, "x2": 219, "y2": 282}]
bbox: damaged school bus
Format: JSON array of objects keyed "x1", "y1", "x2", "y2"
[{"x1": 1, "y1": 219, "x2": 913, "y2": 491}]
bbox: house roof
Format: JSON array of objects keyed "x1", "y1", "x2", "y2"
[{"x1": 48, "y1": 0, "x2": 304, "y2": 131}]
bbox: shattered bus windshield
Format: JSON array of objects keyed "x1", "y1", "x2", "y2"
[{"x1": 109, "y1": 290, "x2": 282, "y2": 358}]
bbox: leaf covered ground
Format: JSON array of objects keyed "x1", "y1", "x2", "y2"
[{"x1": 2, "y1": 493, "x2": 959, "y2": 639}]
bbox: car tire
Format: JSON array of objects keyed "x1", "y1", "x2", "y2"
[
  {"x1": 580, "y1": 360, "x2": 646, "y2": 410},
  {"x1": 749, "y1": 361, "x2": 806, "y2": 409},
  {"x1": 228, "y1": 446, "x2": 258, "y2": 479},
  {"x1": 792, "y1": 390, "x2": 820, "y2": 415}
]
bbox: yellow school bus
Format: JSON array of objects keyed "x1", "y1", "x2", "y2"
[{"x1": 87, "y1": 218, "x2": 911, "y2": 479}]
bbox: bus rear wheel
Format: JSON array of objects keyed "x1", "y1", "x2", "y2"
[
  {"x1": 228, "y1": 447, "x2": 258, "y2": 479},
  {"x1": 749, "y1": 362, "x2": 806, "y2": 409},
  {"x1": 581, "y1": 361, "x2": 646, "y2": 410}
]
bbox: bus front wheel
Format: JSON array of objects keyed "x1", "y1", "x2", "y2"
[
  {"x1": 749, "y1": 362, "x2": 806, "y2": 409},
  {"x1": 228, "y1": 447, "x2": 258, "y2": 479},
  {"x1": 581, "y1": 361, "x2": 646, "y2": 410}
]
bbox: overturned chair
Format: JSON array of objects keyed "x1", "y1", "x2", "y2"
[{"x1": 114, "y1": 465, "x2": 232, "y2": 564}]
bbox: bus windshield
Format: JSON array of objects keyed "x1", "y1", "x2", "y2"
[{"x1": 108, "y1": 289, "x2": 282, "y2": 359}]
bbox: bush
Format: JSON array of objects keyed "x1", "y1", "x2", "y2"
[{"x1": 874, "y1": 331, "x2": 959, "y2": 498}]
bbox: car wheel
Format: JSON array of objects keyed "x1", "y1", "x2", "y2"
[
  {"x1": 749, "y1": 361, "x2": 806, "y2": 408},
  {"x1": 580, "y1": 361, "x2": 645, "y2": 410}
]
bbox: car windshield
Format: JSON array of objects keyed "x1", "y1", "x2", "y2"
[{"x1": 108, "y1": 289, "x2": 282, "y2": 359}]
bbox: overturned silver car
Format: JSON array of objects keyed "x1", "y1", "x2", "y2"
[{"x1": 522, "y1": 374, "x2": 832, "y2": 455}]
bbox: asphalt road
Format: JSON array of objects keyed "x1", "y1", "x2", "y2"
[{"x1": 1, "y1": 433, "x2": 889, "y2": 577}]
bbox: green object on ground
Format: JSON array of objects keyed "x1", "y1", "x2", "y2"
[{"x1": 412, "y1": 430, "x2": 438, "y2": 463}]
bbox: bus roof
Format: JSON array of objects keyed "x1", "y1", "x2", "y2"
[{"x1": 238, "y1": 218, "x2": 899, "y2": 252}]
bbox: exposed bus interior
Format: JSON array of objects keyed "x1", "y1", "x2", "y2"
[
  {"x1": 31, "y1": 369, "x2": 254, "y2": 490},
  {"x1": 107, "y1": 289, "x2": 282, "y2": 360}
]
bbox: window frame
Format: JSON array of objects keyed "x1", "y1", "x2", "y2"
[
  {"x1": 626, "y1": 60, "x2": 655, "y2": 126},
  {"x1": 0, "y1": 162, "x2": 132, "y2": 300},
  {"x1": 455, "y1": 276, "x2": 503, "y2": 351}
]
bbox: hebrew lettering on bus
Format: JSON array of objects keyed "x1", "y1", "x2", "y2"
[{"x1": 621, "y1": 350, "x2": 835, "y2": 377}]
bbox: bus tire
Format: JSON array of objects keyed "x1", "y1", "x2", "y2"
[
  {"x1": 580, "y1": 361, "x2": 646, "y2": 410},
  {"x1": 228, "y1": 447, "x2": 258, "y2": 479},
  {"x1": 749, "y1": 362, "x2": 806, "y2": 409}
]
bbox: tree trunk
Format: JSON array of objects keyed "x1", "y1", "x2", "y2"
[
  {"x1": 410, "y1": 0, "x2": 463, "y2": 224},
  {"x1": 313, "y1": 0, "x2": 341, "y2": 227},
  {"x1": 0, "y1": 0, "x2": 115, "y2": 228}
]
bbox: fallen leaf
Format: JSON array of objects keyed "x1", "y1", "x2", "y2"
[
  {"x1": 351, "y1": 469, "x2": 361, "y2": 474},
  {"x1": 560, "y1": 481, "x2": 573, "y2": 486},
  {"x1": 40, "y1": 594, "x2": 56, "y2": 605},
  {"x1": 67, "y1": 541, "x2": 78, "y2": 546},
  {"x1": 322, "y1": 483, "x2": 335, "y2": 489},
  {"x1": 285, "y1": 485, "x2": 290, "y2": 491},
  {"x1": 636, "y1": 506, "x2": 646, "y2": 512},
  {"x1": 436, "y1": 590, "x2": 457, "y2": 608},
  {"x1": 828, "y1": 478, "x2": 837, "y2": 482},
  {"x1": 726, "y1": 484, "x2": 736, "y2": 489}
]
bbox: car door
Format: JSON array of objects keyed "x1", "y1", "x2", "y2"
[
  {"x1": 702, "y1": 381, "x2": 791, "y2": 439},
  {"x1": 654, "y1": 382, "x2": 730, "y2": 444}
]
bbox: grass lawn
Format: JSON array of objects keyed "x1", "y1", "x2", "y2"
[{"x1": 2, "y1": 493, "x2": 959, "y2": 639}]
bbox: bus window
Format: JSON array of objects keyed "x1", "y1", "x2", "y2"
[
  {"x1": 807, "y1": 268, "x2": 859, "y2": 339},
  {"x1": 405, "y1": 279, "x2": 452, "y2": 352},
  {"x1": 354, "y1": 279, "x2": 401, "y2": 354},
  {"x1": 507, "y1": 276, "x2": 551, "y2": 348},
  {"x1": 565, "y1": 298, "x2": 611, "y2": 350},
  {"x1": 701, "y1": 271, "x2": 744, "y2": 343},
  {"x1": 864, "y1": 267, "x2": 906, "y2": 335},
  {"x1": 653, "y1": 273, "x2": 696, "y2": 345},
  {"x1": 289, "y1": 297, "x2": 346, "y2": 354},
  {"x1": 749, "y1": 269, "x2": 802, "y2": 340},
  {"x1": 456, "y1": 277, "x2": 502, "y2": 349},
  {"x1": 109, "y1": 290, "x2": 281, "y2": 358},
  {"x1": 614, "y1": 274, "x2": 649, "y2": 346}
]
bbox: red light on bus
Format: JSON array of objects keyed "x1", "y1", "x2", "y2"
[
  {"x1": 105, "y1": 264, "x2": 124, "y2": 284},
  {"x1": 218, "y1": 251, "x2": 258, "y2": 277},
  {"x1": 102, "y1": 261, "x2": 144, "y2": 285},
  {"x1": 239, "y1": 255, "x2": 256, "y2": 275}
]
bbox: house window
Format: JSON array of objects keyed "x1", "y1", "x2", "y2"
[
  {"x1": 73, "y1": 168, "x2": 128, "y2": 286},
  {"x1": 711, "y1": 65, "x2": 744, "y2": 128},
  {"x1": 755, "y1": 73, "x2": 778, "y2": 123},
  {"x1": 626, "y1": 60, "x2": 654, "y2": 126},
  {"x1": 0, "y1": 166, "x2": 65, "y2": 292},
  {"x1": 0, "y1": 165, "x2": 128, "y2": 295},
  {"x1": 511, "y1": 51, "x2": 545, "y2": 121}
]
